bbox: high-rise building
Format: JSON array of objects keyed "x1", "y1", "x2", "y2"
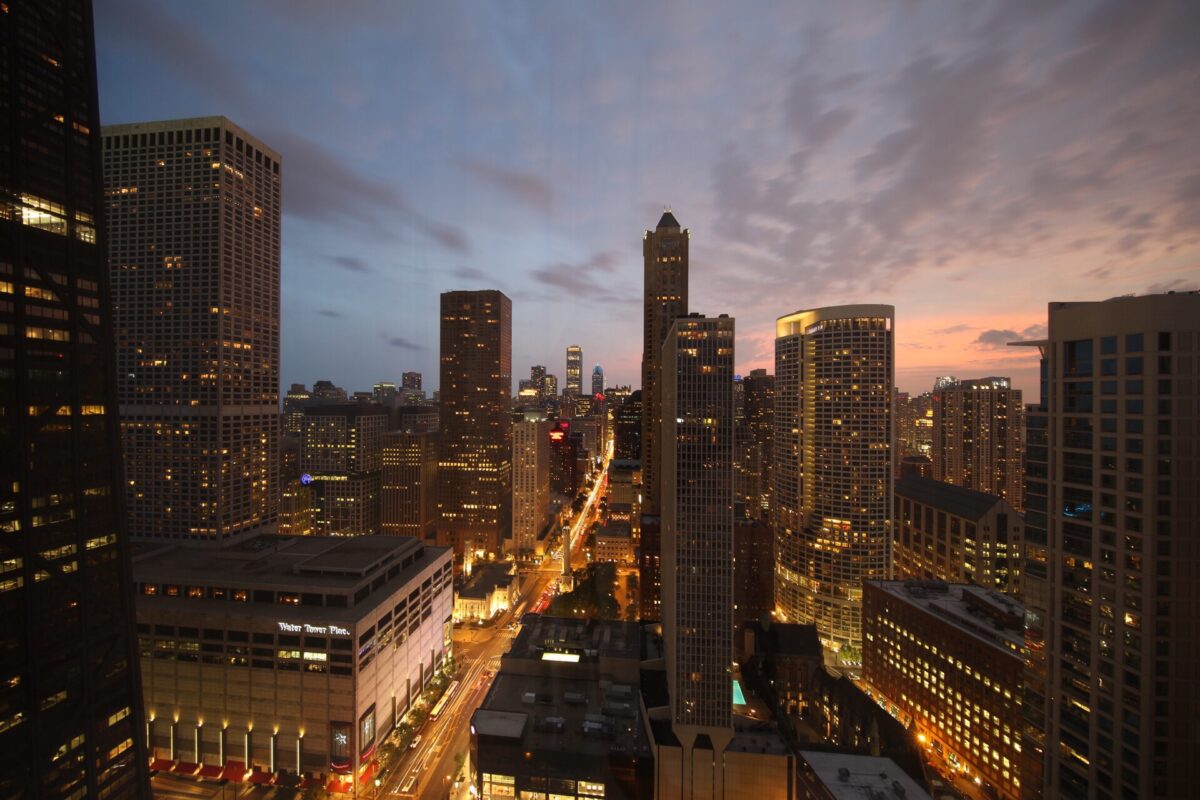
[
  {"x1": 437, "y1": 290, "x2": 512, "y2": 558},
  {"x1": 311, "y1": 379, "x2": 348, "y2": 402},
  {"x1": 302, "y1": 404, "x2": 386, "y2": 535},
  {"x1": 512, "y1": 420, "x2": 551, "y2": 558},
  {"x1": 565, "y1": 345, "x2": 582, "y2": 395},
  {"x1": 933, "y1": 377, "x2": 1025, "y2": 511},
  {"x1": 895, "y1": 390, "x2": 934, "y2": 459},
  {"x1": 0, "y1": 2, "x2": 149, "y2": 794},
  {"x1": 591, "y1": 362, "x2": 604, "y2": 397},
  {"x1": 373, "y1": 381, "x2": 398, "y2": 405},
  {"x1": 401, "y1": 371, "x2": 422, "y2": 391},
  {"x1": 548, "y1": 419, "x2": 578, "y2": 498},
  {"x1": 774, "y1": 305, "x2": 894, "y2": 653},
  {"x1": 1023, "y1": 294, "x2": 1200, "y2": 800},
  {"x1": 614, "y1": 390, "x2": 643, "y2": 460},
  {"x1": 734, "y1": 518, "x2": 775, "y2": 627},
  {"x1": 640, "y1": 209, "x2": 688, "y2": 620},
  {"x1": 737, "y1": 369, "x2": 774, "y2": 521},
  {"x1": 530, "y1": 365, "x2": 546, "y2": 400},
  {"x1": 543, "y1": 373, "x2": 558, "y2": 399},
  {"x1": 863, "y1": 581, "x2": 1024, "y2": 800},
  {"x1": 283, "y1": 382, "x2": 311, "y2": 435},
  {"x1": 661, "y1": 315, "x2": 735, "y2": 780},
  {"x1": 381, "y1": 430, "x2": 438, "y2": 540},
  {"x1": 104, "y1": 116, "x2": 281, "y2": 545}
]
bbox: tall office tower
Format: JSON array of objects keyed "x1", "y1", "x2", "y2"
[
  {"x1": 437, "y1": 290, "x2": 512, "y2": 558},
  {"x1": 283, "y1": 382, "x2": 310, "y2": 435},
  {"x1": 104, "y1": 116, "x2": 280, "y2": 545},
  {"x1": 774, "y1": 305, "x2": 894, "y2": 653},
  {"x1": 1024, "y1": 294, "x2": 1200, "y2": 800},
  {"x1": 373, "y1": 381, "x2": 398, "y2": 405},
  {"x1": 0, "y1": 1, "x2": 149, "y2": 796},
  {"x1": 661, "y1": 314, "x2": 735, "y2": 789},
  {"x1": 933, "y1": 376, "x2": 1025, "y2": 511},
  {"x1": 543, "y1": 373, "x2": 558, "y2": 399},
  {"x1": 381, "y1": 430, "x2": 438, "y2": 540},
  {"x1": 614, "y1": 390, "x2": 643, "y2": 460},
  {"x1": 530, "y1": 365, "x2": 547, "y2": 399},
  {"x1": 591, "y1": 363, "x2": 604, "y2": 397},
  {"x1": 301, "y1": 404, "x2": 386, "y2": 535},
  {"x1": 933, "y1": 375, "x2": 958, "y2": 391},
  {"x1": 312, "y1": 379, "x2": 347, "y2": 402},
  {"x1": 548, "y1": 420, "x2": 578, "y2": 497},
  {"x1": 565, "y1": 345, "x2": 582, "y2": 395},
  {"x1": 640, "y1": 209, "x2": 688, "y2": 621},
  {"x1": 512, "y1": 420, "x2": 551, "y2": 558},
  {"x1": 401, "y1": 371, "x2": 422, "y2": 391},
  {"x1": 737, "y1": 368, "x2": 774, "y2": 521}
]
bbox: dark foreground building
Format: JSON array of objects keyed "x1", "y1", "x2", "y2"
[{"x1": 0, "y1": 1, "x2": 148, "y2": 795}]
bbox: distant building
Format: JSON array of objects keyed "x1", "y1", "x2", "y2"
[
  {"x1": 737, "y1": 369, "x2": 774, "y2": 521},
  {"x1": 373, "y1": 381, "x2": 398, "y2": 405},
  {"x1": 734, "y1": 517, "x2": 775, "y2": 627},
  {"x1": 133, "y1": 535, "x2": 452, "y2": 779},
  {"x1": 543, "y1": 373, "x2": 559, "y2": 399},
  {"x1": 302, "y1": 404, "x2": 386, "y2": 535},
  {"x1": 863, "y1": 580, "x2": 1024, "y2": 800},
  {"x1": 895, "y1": 391, "x2": 933, "y2": 458},
  {"x1": 737, "y1": 622, "x2": 823, "y2": 718},
  {"x1": 893, "y1": 476, "x2": 1023, "y2": 594},
  {"x1": 284, "y1": 383, "x2": 312, "y2": 435},
  {"x1": 395, "y1": 404, "x2": 438, "y2": 434},
  {"x1": 454, "y1": 563, "x2": 518, "y2": 622},
  {"x1": 933, "y1": 377, "x2": 1025, "y2": 511},
  {"x1": 549, "y1": 419, "x2": 580, "y2": 498},
  {"x1": 401, "y1": 371, "x2": 422, "y2": 391},
  {"x1": 897, "y1": 455, "x2": 932, "y2": 479},
  {"x1": 279, "y1": 477, "x2": 316, "y2": 535},
  {"x1": 513, "y1": 420, "x2": 552, "y2": 558},
  {"x1": 592, "y1": 363, "x2": 605, "y2": 397},
  {"x1": 312, "y1": 379, "x2": 348, "y2": 402},
  {"x1": 614, "y1": 390, "x2": 643, "y2": 460},
  {"x1": 437, "y1": 290, "x2": 512, "y2": 558},
  {"x1": 566, "y1": 345, "x2": 583, "y2": 395},
  {"x1": 595, "y1": 524, "x2": 635, "y2": 565},
  {"x1": 796, "y1": 752, "x2": 931, "y2": 800},
  {"x1": 775, "y1": 305, "x2": 894, "y2": 652},
  {"x1": 381, "y1": 431, "x2": 438, "y2": 540},
  {"x1": 471, "y1": 615, "x2": 651, "y2": 799}
]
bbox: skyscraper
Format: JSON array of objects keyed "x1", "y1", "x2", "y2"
[
  {"x1": 1024, "y1": 293, "x2": 1200, "y2": 799},
  {"x1": 591, "y1": 362, "x2": 604, "y2": 396},
  {"x1": 774, "y1": 305, "x2": 894, "y2": 653},
  {"x1": 301, "y1": 404, "x2": 386, "y2": 535},
  {"x1": 437, "y1": 290, "x2": 512, "y2": 558},
  {"x1": 0, "y1": 1, "x2": 148, "y2": 794},
  {"x1": 565, "y1": 345, "x2": 582, "y2": 395},
  {"x1": 104, "y1": 116, "x2": 281, "y2": 545},
  {"x1": 737, "y1": 368, "x2": 774, "y2": 521},
  {"x1": 530, "y1": 364, "x2": 547, "y2": 399},
  {"x1": 381, "y1": 430, "x2": 438, "y2": 540},
  {"x1": 661, "y1": 314, "x2": 735, "y2": 788},
  {"x1": 933, "y1": 376, "x2": 1025, "y2": 511},
  {"x1": 512, "y1": 420, "x2": 551, "y2": 558},
  {"x1": 402, "y1": 371, "x2": 422, "y2": 391},
  {"x1": 640, "y1": 209, "x2": 688, "y2": 620},
  {"x1": 614, "y1": 390, "x2": 643, "y2": 460}
]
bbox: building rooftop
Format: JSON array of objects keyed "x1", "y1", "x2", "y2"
[
  {"x1": 596, "y1": 525, "x2": 632, "y2": 540},
  {"x1": 744, "y1": 620, "x2": 823, "y2": 659},
  {"x1": 459, "y1": 563, "x2": 516, "y2": 599},
  {"x1": 656, "y1": 209, "x2": 680, "y2": 229},
  {"x1": 871, "y1": 580, "x2": 1024, "y2": 655},
  {"x1": 506, "y1": 614, "x2": 643, "y2": 664},
  {"x1": 799, "y1": 751, "x2": 931, "y2": 800},
  {"x1": 894, "y1": 475, "x2": 1003, "y2": 521}
]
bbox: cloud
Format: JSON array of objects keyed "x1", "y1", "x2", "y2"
[
  {"x1": 1021, "y1": 323, "x2": 1048, "y2": 339},
  {"x1": 383, "y1": 335, "x2": 424, "y2": 351},
  {"x1": 331, "y1": 255, "x2": 370, "y2": 273},
  {"x1": 974, "y1": 329, "x2": 1022, "y2": 349},
  {"x1": 318, "y1": 309, "x2": 343, "y2": 318},
  {"x1": 528, "y1": 251, "x2": 625, "y2": 303},
  {"x1": 1146, "y1": 278, "x2": 1200, "y2": 294},
  {"x1": 462, "y1": 160, "x2": 553, "y2": 213},
  {"x1": 929, "y1": 323, "x2": 973, "y2": 335}
]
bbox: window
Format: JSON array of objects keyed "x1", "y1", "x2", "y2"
[
  {"x1": 1125, "y1": 333, "x2": 1143, "y2": 353},
  {"x1": 1065, "y1": 340, "x2": 1094, "y2": 377}
]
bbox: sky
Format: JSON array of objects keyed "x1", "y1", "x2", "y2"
[{"x1": 93, "y1": 0, "x2": 1200, "y2": 399}]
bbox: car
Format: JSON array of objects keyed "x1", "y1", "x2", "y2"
[{"x1": 409, "y1": 734, "x2": 422, "y2": 750}]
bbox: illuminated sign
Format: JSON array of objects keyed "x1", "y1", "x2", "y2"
[
  {"x1": 549, "y1": 430, "x2": 565, "y2": 442},
  {"x1": 299, "y1": 473, "x2": 313, "y2": 486},
  {"x1": 541, "y1": 652, "x2": 580, "y2": 663},
  {"x1": 278, "y1": 621, "x2": 350, "y2": 636}
]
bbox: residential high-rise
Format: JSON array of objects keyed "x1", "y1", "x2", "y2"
[
  {"x1": 774, "y1": 305, "x2": 894, "y2": 653},
  {"x1": 591, "y1": 363, "x2": 604, "y2": 397},
  {"x1": 381, "y1": 430, "x2": 438, "y2": 540},
  {"x1": 565, "y1": 345, "x2": 582, "y2": 395},
  {"x1": 402, "y1": 371, "x2": 422, "y2": 391},
  {"x1": 543, "y1": 373, "x2": 558, "y2": 399},
  {"x1": 301, "y1": 404, "x2": 386, "y2": 535},
  {"x1": 530, "y1": 365, "x2": 547, "y2": 399},
  {"x1": 614, "y1": 390, "x2": 643, "y2": 460},
  {"x1": 933, "y1": 376, "x2": 1025, "y2": 511},
  {"x1": 104, "y1": 116, "x2": 281, "y2": 545},
  {"x1": 895, "y1": 390, "x2": 934, "y2": 459},
  {"x1": 737, "y1": 368, "x2": 774, "y2": 521},
  {"x1": 512, "y1": 420, "x2": 551, "y2": 558},
  {"x1": 437, "y1": 290, "x2": 512, "y2": 558},
  {"x1": 1023, "y1": 294, "x2": 1200, "y2": 800},
  {"x1": 640, "y1": 209, "x2": 688, "y2": 620},
  {"x1": 0, "y1": 2, "x2": 149, "y2": 794},
  {"x1": 661, "y1": 314, "x2": 735, "y2": 785}
]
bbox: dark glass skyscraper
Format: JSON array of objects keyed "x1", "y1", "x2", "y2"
[{"x1": 0, "y1": 1, "x2": 148, "y2": 795}]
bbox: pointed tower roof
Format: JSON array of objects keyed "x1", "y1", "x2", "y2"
[{"x1": 656, "y1": 209, "x2": 681, "y2": 230}]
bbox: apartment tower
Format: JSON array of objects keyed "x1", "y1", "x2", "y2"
[
  {"x1": 933, "y1": 376, "x2": 1025, "y2": 511},
  {"x1": 512, "y1": 420, "x2": 551, "y2": 558},
  {"x1": 103, "y1": 116, "x2": 281, "y2": 544},
  {"x1": 437, "y1": 290, "x2": 512, "y2": 558},
  {"x1": 774, "y1": 305, "x2": 894, "y2": 652},
  {"x1": 660, "y1": 314, "x2": 735, "y2": 793},
  {"x1": 639, "y1": 209, "x2": 688, "y2": 620},
  {"x1": 0, "y1": 1, "x2": 149, "y2": 794},
  {"x1": 1023, "y1": 294, "x2": 1200, "y2": 800}
]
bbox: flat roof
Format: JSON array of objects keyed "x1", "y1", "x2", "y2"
[
  {"x1": 506, "y1": 615, "x2": 642, "y2": 663},
  {"x1": 870, "y1": 580, "x2": 1024, "y2": 654},
  {"x1": 894, "y1": 475, "x2": 1004, "y2": 520},
  {"x1": 472, "y1": 709, "x2": 527, "y2": 740},
  {"x1": 799, "y1": 751, "x2": 931, "y2": 799}
]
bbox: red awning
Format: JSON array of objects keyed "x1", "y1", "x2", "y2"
[
  {"x1": 327, "y1": 778, "x2": 353, "y2": 794},
  {"x1": 247, "y1": 771, "x2": 274, "y2": 785},
  {"x1": 299, "y1": 776, "x2": 324, "y2": 789},
  {"x1": 197, "y1": 764, "x2": 223, "y2": 779},
  {"x1": 359, "y1": 760, "x2": 377, "y2": 784},
  {"x1": 219, "y1": 761, "x2": 248, "y2": 782},
  {"x1": 149, "y1": 758, "x2": 174, "y2": 773},
  {"x1": 174, "y1": 761, "x2": 200, "y2": 775}
]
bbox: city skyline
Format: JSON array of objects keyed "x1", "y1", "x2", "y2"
[{"x1": 92, "y1": 1, "x2": 1200, "y2": 399}]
